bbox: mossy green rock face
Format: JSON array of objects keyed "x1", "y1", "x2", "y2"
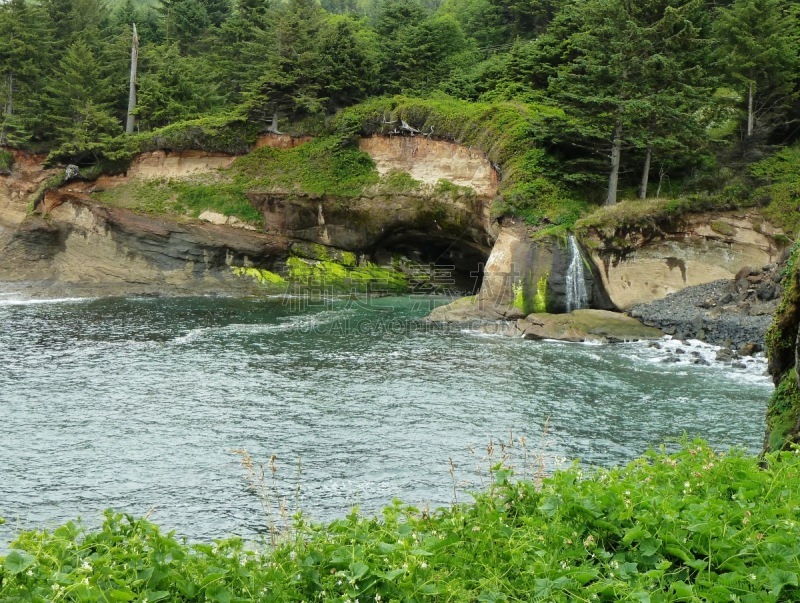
[
  {"x1": 765, "y1": 245, "x2": 800, "y2": 452},
  {"x1": 475, "y1": 224, "x2": 613, "y2": 318}
]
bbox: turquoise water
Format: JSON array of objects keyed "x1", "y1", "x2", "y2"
[{"x1": 0, "y1": 294, "x2": 771, "y2": 544}]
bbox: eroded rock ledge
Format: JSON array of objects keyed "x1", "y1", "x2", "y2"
[
  {"x1": 0, "y1": 137, "x2": 498, "y2": 298},
  {"x1": 578, "y1": 209, "x2": 785, "y2": 309}
]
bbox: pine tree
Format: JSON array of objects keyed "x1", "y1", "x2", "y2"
[
  {"x1": 43, "y1": 39, "x2": 122, "y2": 156},
  {"x1": 317, "y1": 15, "x2": 380, "y2": 111},
  {"x1": 244, "y1": 0, "x2": 325, "y2": 127},
  {"x1": 547, "y1": 0, "x2": 710, "y2": 205},
  {"x1": 0, "y1": 0, "x2": 51, "y2": 144},
  {"x1": 210, "y1": 0, "x2": 273, "y2": 104},
  {"x1": 136, "y1": 44, "x2": 222, "y2": 128},
  {"x1": 712, "y1": 0, "x2": 799, "y2": 154}
]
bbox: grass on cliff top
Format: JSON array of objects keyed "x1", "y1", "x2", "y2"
[
  {"x1": 91, "y1": 134, "x2": 481, "y2": 224},
  {"x1": 231, "y1": 136, "x2": 380, "y2": 197},
  {"x1": 93, "y1": 178, "x2": 263, "y2": 224},
  {"x1": 574, "y1": 193, "x2": 760, "y2": 237},
  {"x1": 335, "y1": 95, "x2": 586, "y2": 225},
  {"x1": 4, "y1": 441, "x2": 800, "y2": 603}
]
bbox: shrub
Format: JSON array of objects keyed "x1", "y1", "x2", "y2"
[
  {"x1": 3, "y1": 442, "x2": 800, "y2": 602},
  {"x1": 0, "y1": 149, "x2": 14, "y2": 174}
]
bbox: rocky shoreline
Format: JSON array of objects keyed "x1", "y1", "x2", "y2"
[{"x1": 628, "y1": 263, "x2": 784, "y2": 353}]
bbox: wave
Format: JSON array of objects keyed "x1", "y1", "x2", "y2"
[
  {"x1": 0, "y1": 296, "x2": 96, "y2": 307},
  {"x1": 171, "y1": 308, "x2": 356, "y2": 344}
]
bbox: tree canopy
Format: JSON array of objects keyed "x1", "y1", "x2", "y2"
[{"x1": 0, "y1": 0, "x2": 798, "y2": 213}]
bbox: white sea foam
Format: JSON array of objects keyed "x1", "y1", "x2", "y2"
[
  {"x1": 619, "y1": 336, "x2": 771, "y2": 385},
  {"x1": 171, "y1": 308, "x2": 354, "y2": 344},
  {"x1": 0, "y1": 296, "x2": 95, "y2": 307}
]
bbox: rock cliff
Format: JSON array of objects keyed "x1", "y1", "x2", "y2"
[
  {"x1": 578, "y1": 209, "x2": 785, "y2": 310},
  {"x1": 0, "y1": 137, "x2": 496, "y2": 298},
  {"x1": 764, "y1": 247, "x2": 800, "y2": 452}
]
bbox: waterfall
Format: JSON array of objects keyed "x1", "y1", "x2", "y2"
[{"x1": 565, "y1": 234, "x2": 589, "y2": 312}]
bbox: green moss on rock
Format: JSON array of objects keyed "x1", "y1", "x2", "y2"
[
  {"x1": 710, "y1": 220, "x2": 735, "y2": 237},
  {"x1": 232, "y1": 267, "x2": 287, "y2": 288},
  {"x1": 286, "y1": 256, "x2": 408, "y2": 293},
  {"x1": 533, "y1": 273, "x2": 548, "y2": 313},
  {"x1": 765, "y1": 243, "x2": 800, "y2": 452},
  {"x1": 766, "y1": 369, "x2": 800, "y2": 452}
]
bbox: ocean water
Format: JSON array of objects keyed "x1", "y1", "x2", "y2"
[{"x1": 0, "y1": 294, "x2": 771, "y2": 545}]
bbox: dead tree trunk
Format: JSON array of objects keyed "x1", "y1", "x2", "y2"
[
  {"x1": 267, "y1": 110, "x2": 281, "y2": 134},
  {"x1": 656, "y1": 165, "x2": 667, "y2": 198},
  {"x1": 126, "y1": 24, "x2": 139, "y2": 135},
  {"x1": 606, "y1": 119, "x2": 623, "y2": 206},
  {"x1": 747, "y1": 81, "x2": 754, "y2": 138},
  {"x1": 638, "y1": 146, "x2": 652, "y2": 200}
]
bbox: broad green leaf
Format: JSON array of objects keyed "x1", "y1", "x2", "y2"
[
  {"x1": 639, "y1": 538, "x2": 662, "y2": 557},
  {"x1": 768, "y1": 569, "x2": 798, "y2": 596},
  {"x1": 206, "y1": 585, "x2": 232, "y2": 603},
  {"x1": 349, "y1": 561, "x2": 369, "y2": 580},
  {"x1": 4, "y1": 550, "x2": 35, "y2": 575},
  {"x1": 671, "y1": 580, "x2": 694, "y2": 600}
]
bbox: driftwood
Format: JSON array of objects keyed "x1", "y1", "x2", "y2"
[{"x1": 382, "y1": 114, "x2": 433, "y2": 138}]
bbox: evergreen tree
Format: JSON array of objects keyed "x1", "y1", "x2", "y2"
[
  {"x1": 43, "y1": 39, "x2": 121, "y2": 153},
  {"x1": 547, "y1": 0, "x2": 710, "y2": 205},
  {"x1": 317, "y1": 15, "x2": 380, "y2": 111},
  {"x1": 203, "y1": 0, "x2": 233, "y2": 28},
  {"x1": 712, "y1": 0, "x2": 799, "y2": 153},
  {"x1": 136, "y1": 44, "x2": 222, "y2": 128},
  {"x1": 210, "y1": 0, "x2": 273, "y2": 104},
  {"x1": 244, "y1": 0, "x2": 325, "y2": 127},
  {"x1": 161, "y1": 0, "x2": 212, "y2": 52},
  {"x1": 0, "y1": 0, "x2": 51, "y2": 144}
]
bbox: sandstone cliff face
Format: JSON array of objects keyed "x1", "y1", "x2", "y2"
[
  {"x1": 1, "y1": 198, "x2": 290, "y2": 297},
  {"x1": 358, "y1": 136, "x2": 499, "y2": 198},
  {"x1": 126, "y1": 150, "x2": 237, "y2": 180},
  {"x1": 0, "y1": 137, "x2": 497, "y2": 297},
  {"x1": 580, "y1": 211, "x2": 785, "y2": 310},
  {"x1": 428, "y1": 223, "x2": 613, "y2": 321},
  {"x1": 0, "y1": 148, "x2": 59, "y2": 231}
]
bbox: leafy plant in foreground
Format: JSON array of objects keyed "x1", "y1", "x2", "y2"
[{"x1": 2, "y1": 441, "x2": 800, "y2": 602}]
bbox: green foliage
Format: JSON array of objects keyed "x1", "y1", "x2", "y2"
[
  {"x1": 138, "y1": 111, "x2": 259, "y2": 155},
  {"x1": 336, "y1": 95, "x2": 579, "y2": 224},
  {"x1": 135, "y1": 44, "x2": 223, "y2": 129},
  {"x1": 173, "y1": 181, "x2": 262, "y2": 222},
  {"x1": 232, "y1": 135, "x2": 379, "y2": 197},
  {"x1": 766, "y1": 369, "x2": 800, "y2": 452},
  {"x1": 380, "y1": 169, "x2": 423, "y2": 193},
  {"x1": 0, "y1": 148, "x2": 14, "y2": 173},
  {"x1": 765, "y1": 242, "x2": 800, "y2": 415},
  {"x1": 285, "y1": 256, "x2": 409, "y2": 293},
  {"x1": 93, "y1": 177, "x2": 262, "y2": 223},
  {"x1": 434, "y1": 177, "x2": 475, "y2": 199},
  {"x1": 4, "y1": 443, "x2": 800, "y2": 602},
  {"x1": 712, "y1": 0, "x2": 800, "y2": 148},
  {"x1": 93, "y1": 178, "x2": 176, "y2": 214},
  {"x1": 575, "y1": 194, "x2": 759, "y2": 243},
  {"x1": 752, "y1": 146, "x2": 800, "y2": 237}
]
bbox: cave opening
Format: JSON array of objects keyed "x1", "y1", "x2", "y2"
[{"x1": 371, "y1": 229, "x2": 491, "y2": 295}]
